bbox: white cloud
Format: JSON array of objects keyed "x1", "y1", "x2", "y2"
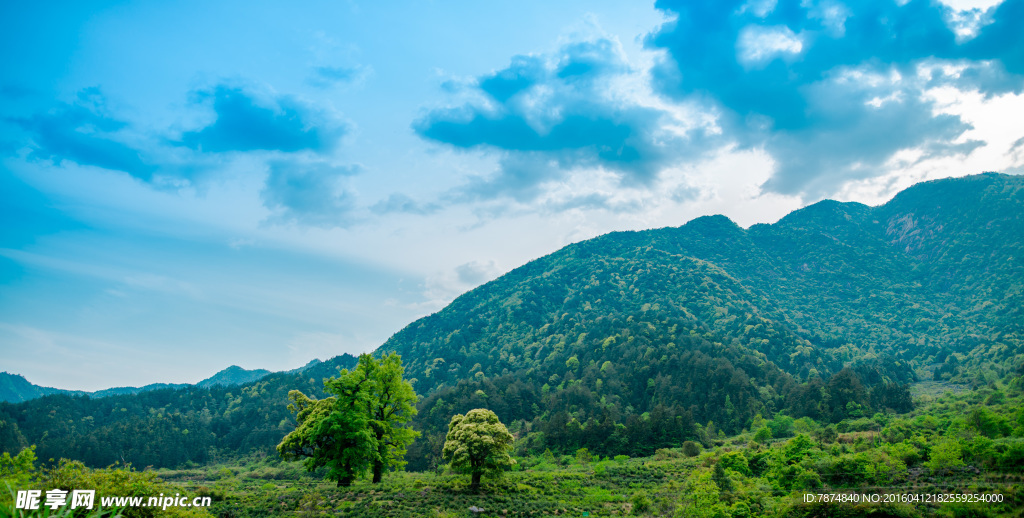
[{"x1": 737, "y1": 25, "x2": 804, "y2": 68}]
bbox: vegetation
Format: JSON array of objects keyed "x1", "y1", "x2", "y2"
[
  {"x1": 1, "y1": 173, "x2": 1023, "y2": 516},
  {"x1": 1, "y1": 447, "x2": 208, "y2": 517},
  {"x1": 4, "y1": 381, "x2": 1021, "y2": 516},
  {"x1": 277, "y1": 354, "x2": 418, "y2": 486},
  {"x1": 442, "y1": 409, "x2": 516, "y2": 490}
]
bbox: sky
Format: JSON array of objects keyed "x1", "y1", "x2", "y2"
[{"x1": 2, "y1": 0, "x2": 1023, "y2": 391}]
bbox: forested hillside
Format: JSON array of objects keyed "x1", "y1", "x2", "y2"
[
  {"x1": 1, "y1": 173, "x2": 1021, "y2": 473},
  {"x1": 387, "y1": 173, "x2": 1023, "y2": 468},
  {"x1": 0, "y1": 364, "x2": 299, "y2": 404},
  {"x1": 0, "y1": 356, "x2": 357, "y2": 468}
]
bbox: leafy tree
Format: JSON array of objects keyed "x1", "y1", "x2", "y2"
[
  {"x1": 719, "y1": 450, "x2": 750, "y2": 476},
  {"x1": 277, "y1": 353, "x2": 418, "y2": 486},
  {"x1": 575, "y1": 447, "x2": 593, "y2": 465},
  {"x1": 277, "y1": 388, "x2": 374, "y2": 486},
  {"x1": 677, "y1": 468, "x2": 728, "y2": 518},
  {"x1": 336, "y1": 353, "x2": 419, "y2": 483},
  {"x1": 712, "y1": 461, "x2": 734, "y2": 493},
  {"x1": 753, "y1": 426, "x2": 773, "y2": 444},
  {"x1": 926, "y1": 440, "x2": 965, "y2": 474},
  {"x1": 0, "y1": 445, "x2": 37, "y2": 486},
  {"x1": 442, "y1": 408, "x2": 516, "y2": 490}
]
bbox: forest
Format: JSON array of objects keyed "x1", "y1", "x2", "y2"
[{"x1": 2, "y1": 173, "x2": 1023, "y2": 516}]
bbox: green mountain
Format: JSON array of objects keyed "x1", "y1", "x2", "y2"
[
  {"x1": 386, "y1": 172, "x2": 1023, "y2": 467},
  {"x1": 1, "y1": 173, "x2": 1021, "y2": 471},
  {"x1": 390, "y1": 173, "x2": 1021, "y2": 392},
  {"x1": 197, "y1": 366, "x2": 273, "y2": 388},
  {"x1": 0, "y1": 362, "x2": 311, "y2": 404},
  {"x1": 0, "y1": 373, "x2": 86, "y2": 404}
]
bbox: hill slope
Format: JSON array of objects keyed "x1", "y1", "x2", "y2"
[
  {"x1": 389, "y1": 173, "x2": 1022, "y2": 393},
  {"x1": 1, "y1": 173, "x2": 1021, "y2": 471},
  {"x1": 0, "y1": 363, "x2": 304, "y2": 404}
]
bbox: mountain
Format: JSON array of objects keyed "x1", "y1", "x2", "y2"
[
  {"x1": 1, "y1": 173, "x2": 1020, "y2": 471},
  {"x1": 89, "y1": 383, "x2": 191, "y2": 399},
  {"x1": 385, "y1": 172, "x2": 1022, "y2": 466},
  {"x1": 387, "y1": 173, "x2": 1022, "y2": 395},
  {"x1": 0, "y1": 373, "x2": 86, "y2": 404},
  {"x1": 197, "y1": 366, "x2": 272, "y2": 388},
  {"x1": 0, "y1": 362, "x2": 319, "y2": 404}
]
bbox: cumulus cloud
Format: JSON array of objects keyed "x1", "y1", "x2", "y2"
[
  {"x1": 260, "y1": 160, "x2": 361, "y2": 227},
  {"x1": 646, "y1": 0, "x2": 1024, "y2": 196},
  {"x1": 181, "y1": 85, "x2": 346, "y2": 153},
  {"x1": 16, "y1": 88, "x2": 156, "y2": 180},
  {"x1": 415, "y1": 38, "x2": 693, "y2": 203}
]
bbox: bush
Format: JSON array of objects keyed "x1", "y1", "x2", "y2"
[
  {"x1": 42, "y1": 460, "x2": 210, "y2": 517},
  {"x1": 654, "y1": 449, "x2": 681, "y2": 461},
  {"x1": 719, "y1": 451, "x2": 750, "y2": 476},
  {"x1": 926, "y1": 441, "x2": 965, "y2": 474},
  {"x1": 753, "y1": 426, "x2": 773, "y2": 444},
  {"x1": 998, "y1": 441, "x2": 1024, "y2": 470},
  {"x1": 574, "y1": 448, "x2": 593, "y2": 465},
  {"x1": 767, "y1": 414, "x2": 794, "y2": 438},
  {"x1": 682, "y1": 441, "x2": 701, "y2": 457},
  {"x1": 630, "y1": 492, "x2": 651, "y2": 514}
]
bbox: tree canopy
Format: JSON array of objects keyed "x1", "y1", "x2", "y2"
[
  {"x1": 442, "y1": 408, "x2": 515, "y2": 490},
  {"x1": 277, "y1": 353, "x2": 418, "y2": 486}
]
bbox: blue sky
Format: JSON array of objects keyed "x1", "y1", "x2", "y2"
[{"x1": 2, "y1": 0, "x2": 1022, "y2": 390}]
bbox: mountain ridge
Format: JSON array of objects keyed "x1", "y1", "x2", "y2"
[
  {"x1": 1, "y1": 172, "x2": 1020, "y2": 471},
  {"x1": 0, "y1": 361, "x2": 321, "y2": 404}
]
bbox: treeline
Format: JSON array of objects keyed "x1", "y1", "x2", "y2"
[
  {"x1": 0, "y1": 347, "x2": 909, "y2": 472},
  {"x1": 405, "y1": 358, "x2": 911, "y2": 470},
  {"x1": 0, "y1": 356, "x2": 358, "y2": 469}
]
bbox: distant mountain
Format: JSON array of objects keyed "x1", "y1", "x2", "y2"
[
  {"x1": 1, "y1": 173, "x2": 1020, "y2": 471},
  {"x1": 285, "y1": 359, "x2": 323, "y2": 374},
  {"x1": 197, "y1": 366, "x2": 272, "y2": 388},
  {"x1": 0, "y1": 373, "x2": 86, "y2": 404},
  {"x1": 0, "y1": 354, "x2": 358, "y2": 467},
  {"x1": 0, "y1": 361, "x2": 322, "y2": 403},
  {"x1": 90, "y1": 383, "x2": 190, "y2": 399}
]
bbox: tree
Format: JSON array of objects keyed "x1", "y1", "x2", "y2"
[
  {"x1": 442, "y1": 408, "x2": 516, "y2": 490},
  {"x1": 344, "y1": 353, "x2": 420, "y2": 483},
  {"x1": 276, "y1": 389, "x2": 374, "y2": 486},
  {"x1": 926, "y1": 440, "x2": 965, "y2": 474},
  {"x1": 277, "y1": 353, "x2": 419, "y2": 486},
  {"x1": 677, "y1": 468, "x2": 728, "y2": 518},
  {"x1": 753, "y1": 426, "x2": 773, "y2": 444}
]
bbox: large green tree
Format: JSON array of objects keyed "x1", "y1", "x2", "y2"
[
  {"x1": 343, "y1": 353, "x2": 420, "y2": 483},
  {"x1": 442, "y1": 408, "x2": 515, "y2": 490},
  {"x1": 276, "y1": 376, "x2": 375, "y2": 486},
  {"x1": 277, "y1": 353, "x2": 418, "y2": 486}
]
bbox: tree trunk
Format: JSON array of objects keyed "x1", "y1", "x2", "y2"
[
  {"x1": 372, "y1": 461, "x2": 383, "y2": 483},
  {"x1": 471, "y1": 471, "x2": 481, "y2": 491},
  {"x1": 372, "y1": 429, "x2": 386, "y2": 483},
  {"x1": 339, "y1": 475, "x2": 354, "y2": 487}
]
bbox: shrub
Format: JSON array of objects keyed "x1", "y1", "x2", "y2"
[
  {"x1": 682, "y1": 441, "x2": 701, "y2": 457},
  {"x1": 753, "y1": 426, "x2": 773, "y2": 444},
  {"x1": 630, "y1": 492, "x2": 651, "y2": 514}
]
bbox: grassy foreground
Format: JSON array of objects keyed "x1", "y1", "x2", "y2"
[{"x1": 4, "y1": 381, "x2": 1023, "y2": 517}]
